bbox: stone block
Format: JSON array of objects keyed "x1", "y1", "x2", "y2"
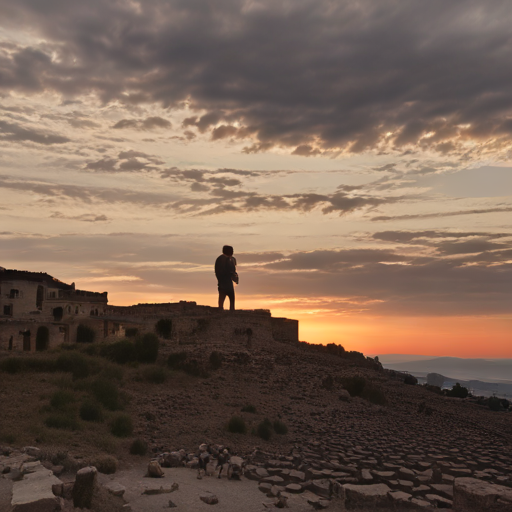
[
  {"x1": 73, "y1": 466, "x2": 97, "y2": 508},
  {"x1": 453, "y1": 477, "x2": 512, "y2": 512},
  {"x1": 12, "y1": 466, "x2": 62, "y2": 512},
  {"x1": 343, "y1": 483, "x2": 391, "y2": 508}
]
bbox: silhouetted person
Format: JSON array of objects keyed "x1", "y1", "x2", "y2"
[{"x1": 215, "y1": 245, "x2": 238, "y2": 311}]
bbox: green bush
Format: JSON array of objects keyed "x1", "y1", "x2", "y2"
[
  {"x1": 92, "y1": 455, "x2": 118, "y2": 474},
  {"x1": 76, "y1": 324, "x2": 96, "y2": 343},
  {"x1": 79, "y1": 400, "x2": 104, "y2": 422},
  {"x1": 110, "y1": 413, "x2": 133, "y2": 437},
  {"x1": 241, "y1": 404, "x2": 257, "y2": 413},
  {"x1": 209, "y1": 351, "x2": 224, "y2": 370},
  {"x1": 50, "y1": 390, "x2": 76, "y2": 410},
  {"x1": 167, "y1": 352, "x2": 188, "y2": 369},
  {"x1": 142, "y1": 366, "x2": 167, "y2": 384},
  {"x1": 135, "y1": 333, "x2": 159, "y2": 363},
  {"x1": 100, "y1": 340, "x2": 136, "y2": 365},
  {"x1": 446, "y1": 383, "x2": 469, "y2": 398},
  {"x1": 257, "y1": 419, "x2": 272, "y2": 441},
  {"x1": 90, "y1": 378, "x2": 121, "y2": 411},
  {"x1": 56, "y1": 352, "x2": 90, "y2": 380},
  {"x1": 273, "y1": 419, "x2": 288, "y2": 435},
  {"x1": 45, "y1": 413, "x2": 80, "y2": 431},
  {"x1": 342, "y1": 376, "x2": 367, "y2": 397},
  {"x1": 227, "y1": 415, "x2": 247, "y2": 434},
  {"x1": 23, "y1": 357, "x2": 58, "y2": 373},
  {"x1": 130, "y1": 438, "x2": 148, "y2": 456},
  {"x1": 0, "y1": 357, "x2": 23, "y2": 374},
  {"x1": 125, "y1": 328, "x2": 139, "y2": 338},
  {"x1": 155, "y1": 319, "x2": 173, "y2": 339}
]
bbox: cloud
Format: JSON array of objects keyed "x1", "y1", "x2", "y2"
[
  {"x1": 50, "y1": 212, "x2": 109, "y2": 222},
  {"x1": 372, "y1": 230, "x2": 511, "y2": 244},
  {"x1": 84, "y1": 149, "x2": 164, "y2": 173},
  {"x1": 112, "y1": 116, "x2": 172, "y2": 131},
  {"x1": 371, "y1": 206, "x2": 512, "y2": 221},
  {"x1": 0, "y1": 120, "x2": 71, "y2": 145}
]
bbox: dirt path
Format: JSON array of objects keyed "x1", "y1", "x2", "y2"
[{"x1": 97, "y1": 465, "x2": 320, "y2": 512}]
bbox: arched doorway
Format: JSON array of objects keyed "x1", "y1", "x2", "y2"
[
  {"x1": 36, "y1": 326, "x2": 50, "y2": 351},
  {"x1": 53, "y1": 307, "x2": 63, "y2": 321},
  {"x1": 22, "y1": 330, "x2": 31, "y2": 351}
]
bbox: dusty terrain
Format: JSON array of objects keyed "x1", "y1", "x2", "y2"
[{"x1": 1, "y1": 337, "x2": 511, "y2": 510}]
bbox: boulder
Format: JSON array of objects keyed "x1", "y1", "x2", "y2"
[
  {"x1": 343, "y1": 483, "x2": 391, "y2": 508},
  {"x1": 200, "y1": 493, "x2": 219, "y2": 505},
  {"x1": 72, "y1": 466, "x2": 97, "y2": 509},
  {"x1": 104, "y1": 481, "x2": 126, "y2": 497},
  {"x1": 453, "y1": 477, "x2": 512, "y2": 512},
  {"x1": 147, "y1": 460, "x2": 164, "y2": 478},
  {"x1": 285, "y1": 483, "x2": 303, "y2": 493}
]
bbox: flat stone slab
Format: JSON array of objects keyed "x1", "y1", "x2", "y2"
[
  {"x1": 11, "y1": 466, "x2": 62, "y2": 512},
  {"x1": 453, "y1": 477, "x2": 512, "y2": 512},
  {"x1": 343, "y1": 483, "x2": 391, "y2": 508},
  {"x1": 104, "y1": 481, "x2": 126, "y2": 497},
  {"x1": 142, "y1": 482, "x2": 179, "y2": 495}
]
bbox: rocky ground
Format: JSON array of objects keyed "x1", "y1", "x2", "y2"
[{"x1": 1, "y1": 336, "x2": 512, "y2": 510}]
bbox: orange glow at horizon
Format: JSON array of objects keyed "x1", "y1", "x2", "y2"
[{"x1": 103, "y1": 288, "x2": 512, "y2": 359}]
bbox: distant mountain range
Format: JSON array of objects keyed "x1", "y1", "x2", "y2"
[{"x1": 375, "y1": 355, "x2": 512, "y2": 384}]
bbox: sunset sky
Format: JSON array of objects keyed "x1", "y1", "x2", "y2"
[{"x1": 1, "y1": 0, "x2": 511, "y2": 357}]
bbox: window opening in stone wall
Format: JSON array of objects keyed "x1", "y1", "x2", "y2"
[
  {"x1": 67, "y1": 305, "x2": 71, "y2": 313},
  {"x1": 49, "y1": 291, "x2": 56, "y2": 298},
  {"x1": 75, "y1": 306, "x2": 79, "y2": 314},
  {"x1": 36, "y1": 285, "x2": 44, "y2": 309},
  {"x1": 53, "y1": 307, "x2": 63, "y2": 321},
  {"x1": 3, "y1": 304, "x2": 13, "y2": 316},
  {"x1": 9, "y1": 289, "x2": 19, "y2": 298}
]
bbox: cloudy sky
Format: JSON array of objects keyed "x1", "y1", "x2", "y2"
[{"x1": 1, "y1": 0, "x2": 511, "y2": 357}]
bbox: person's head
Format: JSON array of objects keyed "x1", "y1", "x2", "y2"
[{"x1": 222, "y1": 245, "x2": 234, "y2": 256}]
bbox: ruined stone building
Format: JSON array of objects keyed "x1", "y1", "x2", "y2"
[
  {"x1": 0, "y1": 268, "x2": 108, "y2": 351},
  {"x1": 0, "y1": 268, "x2": 298, "y2": 352}
]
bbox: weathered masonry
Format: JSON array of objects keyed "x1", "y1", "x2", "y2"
[
  {"x1": 0, "y1": 268, "x2": 299, "y2": 351},
  {"x1": 0, "y1": 268, "x2": 108, "y2": 351}
]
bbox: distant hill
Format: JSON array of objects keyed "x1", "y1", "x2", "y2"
[{"x1": 378, "y1": 355, "x2": 512, "y2": 384}]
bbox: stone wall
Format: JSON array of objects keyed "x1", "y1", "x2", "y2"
[{"x1": 0, "y1": 320, "x2": 67, "y2": 352}]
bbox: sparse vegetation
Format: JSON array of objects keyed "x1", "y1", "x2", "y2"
[
  {"x1": 155, "y1": 318, "x2": 173, "y2": 339},
  {"x1": 167, "y1": 351, "x2": 188, "y2": 369},
  {"x1": 76, "y1": 324, "x2": 96, "y2": 343},
  {"x1": 227, "y1": 415, "x2": 247, "y2": 434},
  {"x1": 135, "y1": 333, "x2": 159, "y2": 363},
  {"x1": 404, "y1": 374, "x2": 418, "y2": 385},
  {"x1": 321, "y1": 374, "x2": 334, "y2": 390},
  {"x1": 92, "y1": 455, "x2": 118, "y2": 474},
  {"x1": 445, "y1": 383, "x2": 469, "y2": 398},
  {"x1": 142, "y1": 365, "x2": 167, "y2": 384},
  {"x1": 241, "y1": 404, "x2": 257, "y2": 413},
  {"x1": 209, "y1": 351, "x2": 224, "y2": 370},
  {"x1": 110, "y1": 413, "x2": 133, "y2": 437},
  {"x1": 342, "y1": 376, "x2": 387, "y2": 405},
  {"x1": 125, "y1": 328, "x2": 139, "y2": 337},
  {"x1": 50, "y1": 390, "x2": 76, "y2": 410},
  {"x1": 0, "y1": 357, "x2": 23, "y2": 374},
  {"x1": 100, "y1": 340, "x2": 136, "y2": 365},
  {"x1": 45, "y1": 413, "x2": 80, "y2": 431},
  {"x1": 90, "y1": 378, "x2": 122, "y2": 411},
  {"x1": 56, "y1": 352, "x2": 92, "y2": 380},
  {"x1": 79, "y1": 400, "x2": 104, "y2": 422},
  {"x1": 273, "y1": 419, "x2": 288, "y2": 435},
  {"x1": 130, "y1": 438, "x2": 148, "y2": 456},
  {"x1": 488, "y1": 396, "x2": 503, "y2": 411},
  {"x1": 257, "y1": 418, "x2": 272, "y2": 441}
]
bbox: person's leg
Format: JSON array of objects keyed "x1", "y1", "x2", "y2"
[
  {"x1": 227, "y1": 289, "x2": 235, "y2": 311},
  {"x1": 218, "y1": 290, "x2": 227, "y2": 310}
]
